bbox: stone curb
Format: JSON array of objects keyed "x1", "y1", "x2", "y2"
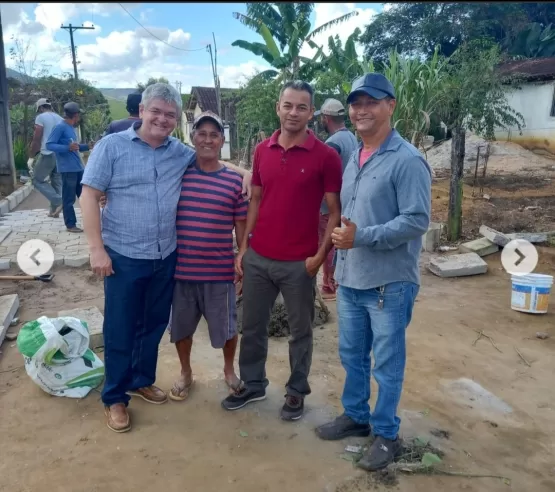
[{"x1": 0, "y1": 181, "x2": 34, "y2": 217}]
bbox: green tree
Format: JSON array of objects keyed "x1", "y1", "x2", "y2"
[
  {"x1": 437, "y1": 41, "x2": 525, "y2": 241},
  {"x1": 360, "y1": 3, "x2": 555, "y2": 63},
  {"x1": 235, "y1": 73, "x2": 280, "y2": 147},
  {"x1": 137, "y1": 76, "x2": 170, "y2": 93},
  {"x1": 232, "y1": 3, "x2": 358, "y2": 81},
  {"x1": 507, "y1": 22, "x2": 555, "y2": 58}
]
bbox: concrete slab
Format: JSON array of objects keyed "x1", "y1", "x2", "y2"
[
  {"x1": 0, "y1": 258, "x2": 10, "y2": 270},
  {"x1": 427, "y1": 252, "x2": 488, "y2": 278},
  {"x1": 442, "y1": 378, "x2": 512, "y2": 415},
  {"x1": 7, "y1": 195, "x2": 17, "y2": 211},
  {"x1": 506, "y1": 232, "x2": 554, "y2": 244},
  {"x1": 479, "y1": 225, "x2": 510, "y2": 247},
  {"x1": 0, "y1": 200, "x2": 9, "y2": 216},
  {"x1": 0, "y1": 294, "x2": 20, "y2": 347},
  {"x1": 422, "y1": 222, "x2": 443, "y2": 252},
  {"x1": 64, "y1": 255, "x2": 90, "y2": 267},
  {"x1": 57, "y1": 306, "x2": 104, "y2": 349},
  {"x1": 459, "y1": 237, "x2": 499, "y2": 257}
]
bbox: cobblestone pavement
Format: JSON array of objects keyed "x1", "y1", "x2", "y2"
[{"x1": 0, "y1": 208, "x2": 89, "y2": 269}]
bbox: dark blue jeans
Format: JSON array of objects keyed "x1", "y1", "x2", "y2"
[
  {"x1": 61, "y1": 171, "x2": 83, "y2": 228},
  {"x1": 337, "y1": 281, "x2": 419, "y2": 440},
  {"x1": 101, "y1": 246, "x2": 177, "y2": 407}
]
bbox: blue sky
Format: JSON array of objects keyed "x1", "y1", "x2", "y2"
[{"x1": 2, "y1": 3, "x2": 385, "y2": 91}]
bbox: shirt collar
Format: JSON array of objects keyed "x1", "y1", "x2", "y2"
[
  {"x1": 356, "y1": 128, "x2": 403, "y2": 155},
  {"x1": 267, "y1": 129, "x2": 316, "y2": 150}
]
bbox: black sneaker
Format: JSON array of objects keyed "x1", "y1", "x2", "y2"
[
  {"x1": 221, "y1": 387, "x2": 266, "y2": 411},
  {"x1": 315, "y1": 414, "x2": 371, "y2": 441},
  {"x1": 280, "y1": 394, "x2": 304, "y2": 421},
  {"x1": 356, "y1": 436, "x2": 402, "y2": 471}
]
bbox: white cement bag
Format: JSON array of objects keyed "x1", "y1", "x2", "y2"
[{"x1": 17, "y1": 316, "x2": 104, "y2": 398}]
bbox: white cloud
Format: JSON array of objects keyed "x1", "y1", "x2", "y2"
[
  {"x1": 219, "y1": 61, "x2": 271, "y2": 88},
  {"x1": 382, "y1": 3, "x2": 393, "y2": 12},
  {"x1": 80, "y1": 21, "x2": 101, "y2": 35},
  {"x1": 301, "y1": 3, "x2": 377, "y2": 59}
]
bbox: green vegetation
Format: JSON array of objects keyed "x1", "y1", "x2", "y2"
[{"x1": 107, "y1": 98, "x2": 128, "y2": 120}]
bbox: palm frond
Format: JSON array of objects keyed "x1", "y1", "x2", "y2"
[{"x1": 306, "y1": 11, "x2": 359, "y2": 40}]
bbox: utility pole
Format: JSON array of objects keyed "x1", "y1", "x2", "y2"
[
  {"x1": 0, "y1": 11, "x2": 16, "y2": 194},
  {"x1": 61, "y1": 23, "x2": 94, "y2": 142},
  {"x1": 207, "y1": 36, "x2": 221, "y2": 117}
]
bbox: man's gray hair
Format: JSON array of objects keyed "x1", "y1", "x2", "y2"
[
  {"x1": 279, "y1": 80, "x2": 315, "y2": 106},
  {"x1": 141, "y1": 83, "x2": 182, "y2": 114}
]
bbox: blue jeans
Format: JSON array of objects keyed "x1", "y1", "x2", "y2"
[
  {"x1": 101, "y1": 246, "x2": 177, "y2": 407},
  {"x1": 337, "y1": 282, "x2": 419, "y2": 440},
  {"x1": 61, "y1": 171, "x2": 83, "y2": 228}
]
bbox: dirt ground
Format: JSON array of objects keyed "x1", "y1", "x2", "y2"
[{"x1": 1, "y1": 249, "x2": 554, "y2": 492}]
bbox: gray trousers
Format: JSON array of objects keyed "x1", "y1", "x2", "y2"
[
  {"x1": 239, "y1": 247, "x2": 316, "y2": 398},
  {"x1": 32, "y1": 153, "x2": 62, "y2": 210}
]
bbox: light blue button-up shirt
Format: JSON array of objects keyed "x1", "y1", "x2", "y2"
[{"x1": 81, "y1": 122, "x2": 196, "y2": 260}]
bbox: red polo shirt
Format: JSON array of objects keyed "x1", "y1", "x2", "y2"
[{"x1": 250, "y1": 129, "x2": 343, "y2": 261}]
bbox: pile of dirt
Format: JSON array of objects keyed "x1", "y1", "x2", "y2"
[
  {"x1": 423, "y1": 132, "x2": 555, "y2": 173},
  {"x1": 236, "y1": 296, "x2": 329, "y2": 338}
]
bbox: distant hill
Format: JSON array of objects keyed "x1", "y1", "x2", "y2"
[
  {"x1": 6, "y1": 68, "x2": 36, "y2": 84},
  {"x1": 98, "y1": 88, "x2": 138, "y2": 101}
]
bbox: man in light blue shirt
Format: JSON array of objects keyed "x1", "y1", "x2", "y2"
[
  {"x1": 315, "y1": 74, "x2": 432, "y2": 471},
  {"x1": 46, "y1": 102, "x2": 91, "y2": 232},
  {"x1": 80, "y1": 83, "x2": 252, "y2": 433}
]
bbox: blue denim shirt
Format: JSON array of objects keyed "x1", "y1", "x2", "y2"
[
  {"x1": 46, "y1": 121, "x2": 89, "y2": 172},
  {"x1": 334, "y1": 129, "x2": 432, "y2": 290},
  {"x1": 81, "y1": 122, "x2": 195, "y2": 260}
]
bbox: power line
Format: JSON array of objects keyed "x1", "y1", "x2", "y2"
[{"x1": 117, "y1": 3, "x2": 207, "y2": 52}]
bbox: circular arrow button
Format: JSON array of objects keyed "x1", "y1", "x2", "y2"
[
  {"x1": 17, "y1": 239, "x2": 55, "y2": 276},
  {"x1": 501, "y1": 239, "x2": 538, "y2": 276}
]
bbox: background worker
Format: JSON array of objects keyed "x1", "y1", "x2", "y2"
[
  {"x1": 102, "y1": 92, "x2": 142, "y2": 136},
  {"x1": 46, "y1": 102, "x2": 92, "y2": 233},
  {"x1": 314, "y1": 98, "x2": 358, "y2": 300},
  {"x1": 27, "y1": 98, "x2": 64, "y2": 217}
]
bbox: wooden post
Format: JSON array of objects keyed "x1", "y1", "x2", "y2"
[
  {"x1": 0, "y1": 11, "x2": 16, "y2": 194},
  {"x1": 447, "y1": 126, "x2": 466, "y2": 241}
]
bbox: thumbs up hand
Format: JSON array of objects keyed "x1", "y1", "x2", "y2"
[{"x1": 331, "y1": 216, "x2": 357, "y2": 250}]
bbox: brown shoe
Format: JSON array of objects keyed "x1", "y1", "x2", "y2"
[
  {"x1": 128, "y1": 385, "x2": 168, "y2": 404},
  {"x1": 48, "y1": 204, "x2": 63, "y2": 218},
  {"x1": 105, "y1": 403, "x2": 131, "y2": 433},
  {"x1": 67, "y1": 226, "x2": 83, "y2": 233}
]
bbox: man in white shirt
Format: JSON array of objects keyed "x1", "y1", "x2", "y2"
[{"x1": 28, "y1": 98, "x2": 64, "y2": 217}]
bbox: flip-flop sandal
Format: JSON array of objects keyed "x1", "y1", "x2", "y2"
[{"x1": 169, "y1": 378, "x2": 194, "y2": 402}]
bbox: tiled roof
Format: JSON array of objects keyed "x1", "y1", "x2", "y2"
[
  {"x1": 188, "y1": 87, "x2": 238, "y2": 121},
  {"x1": 497, "y1": 57, "x2": 555, "y2": 82}
]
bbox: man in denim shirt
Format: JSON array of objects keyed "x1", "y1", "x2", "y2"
[
  {"x1": 80, "y1": 83, "x2": 252, "y2": 433},
  {"x1": 315, "y1": 74, "x2": 432, "y2": 471}
]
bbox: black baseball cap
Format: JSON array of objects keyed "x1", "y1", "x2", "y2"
[
  {"x1": 347, "y1": 73, "x2": 396, "y2": 104},
  {"x1": 64, "y1": 101, "x2": 83, "y2": 115}
]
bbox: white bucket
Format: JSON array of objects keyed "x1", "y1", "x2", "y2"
[{"x1": 510, "y1": 273, "x2": 553, "y2": 314}]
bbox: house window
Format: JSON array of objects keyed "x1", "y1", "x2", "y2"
[{"x1": 551, "y1": 85, "x2": 555, "y2": 117}]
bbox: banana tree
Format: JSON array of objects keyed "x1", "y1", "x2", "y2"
[
  {"x1": 232, "y1": 3, "x2": 358, "y2": 82},
  {"x1": 508, "y1": 22, "x2": 555, "y2": 58}
]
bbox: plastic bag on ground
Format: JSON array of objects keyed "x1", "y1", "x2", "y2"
[{"x1": 17, "y1": 316, "x2": 105, "y2": 398}]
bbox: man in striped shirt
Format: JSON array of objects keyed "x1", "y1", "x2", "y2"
[{"x1": 168, "y1": 111, "x2": 247, "y2": 401}]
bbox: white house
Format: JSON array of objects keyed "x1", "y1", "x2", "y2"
[{"x1": 495, "y1": 57, "x2": 555, "y2": 157}]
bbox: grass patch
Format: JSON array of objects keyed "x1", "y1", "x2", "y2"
[{"x1": 107, "y1": 98, "x2": 128, "y2": 120}]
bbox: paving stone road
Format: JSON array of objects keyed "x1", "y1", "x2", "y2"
[{"x1": 0, "y1": 206, "x2": 89, "y2": 269}]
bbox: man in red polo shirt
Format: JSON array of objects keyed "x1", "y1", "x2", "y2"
[{"x1": 222, "y1": 80, "x2": 343, "y2": 420}]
